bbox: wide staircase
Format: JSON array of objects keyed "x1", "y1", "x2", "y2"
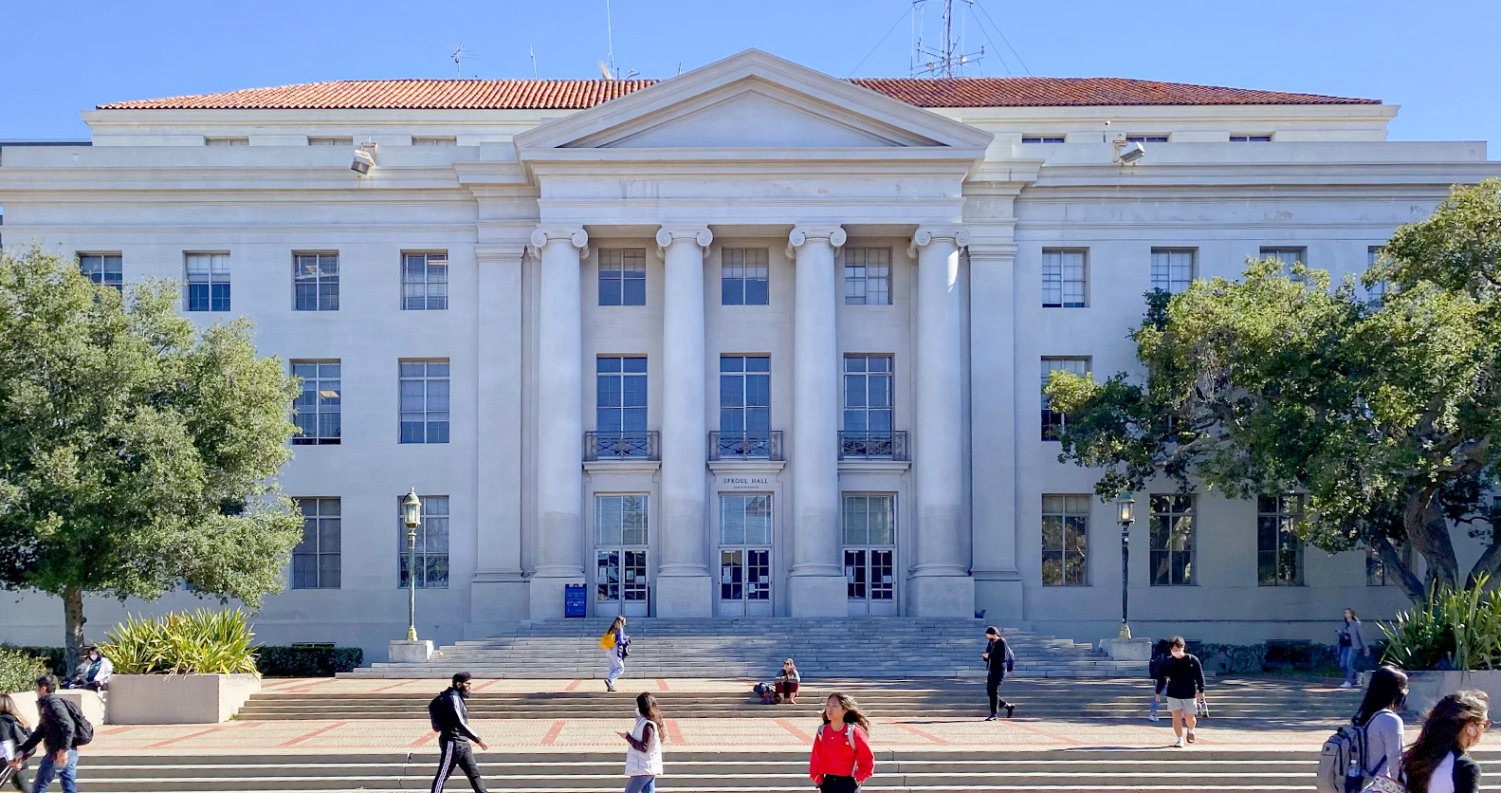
[{"x1": 345, "y1": 618, "x2": 1145, "y2": 679}]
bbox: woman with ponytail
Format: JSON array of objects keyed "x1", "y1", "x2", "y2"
[{"x1": 617, "y1": 692, "x2": 663, "y2": 793}]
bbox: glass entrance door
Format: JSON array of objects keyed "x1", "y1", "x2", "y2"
[
  {"x1": 597, "y1": 549, "x2": 649, "y2": 617},
  {"x1": 845, "y1": 548, "x2": 896, "y2": 616},
  {"x1": 718, "y1": 548, "x2": 772, "y2": 617}
]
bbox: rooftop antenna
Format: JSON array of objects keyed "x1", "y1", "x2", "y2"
[
  {"x1": 911, "y1": 0, "x2": 984, "y2": 77},
  {"x1": 604, "y1": 0, "x2": 616, "y2": 79},
  {"x1": 529, "y1": 44, "x2": 538, "y2": 78},
  {"x1": 450, "y1": 43, "x2": 481, "y2": 77}
]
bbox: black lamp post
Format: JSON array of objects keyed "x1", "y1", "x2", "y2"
[
  {"x1": 402, "y1": 488, "x2": 422, "y2": 642},
  {"x1": 1117, "y1": 496, "x2": 1136, "y2": 640}
]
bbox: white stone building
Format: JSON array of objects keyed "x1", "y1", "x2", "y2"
[{"x1": 1, "y1": 51, "x2": 1497, "y2": 658}]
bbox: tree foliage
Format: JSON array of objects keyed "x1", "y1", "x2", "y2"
[
  {"x1": 0, "y1": 245, "x2": 303, "y2": 670},
  {"x1": 1046, "y1": 180, "x2": 1501, "y2": 601}
]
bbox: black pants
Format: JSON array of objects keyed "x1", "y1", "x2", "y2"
[
  {"x1": 819, "y1": 775, "x2": 860, "y2": 793},
  {"x1": 987, "y1": 672, "x2": 1011, "y2": 715},
  {"x1": 433, "y1": 738, "x2": 488, "y2": 793}
]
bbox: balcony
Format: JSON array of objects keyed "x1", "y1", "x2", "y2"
[
  {"x1": 839, "y1": 431, "x2": 908, "y2": 461},
  {"x1": 585, "y1": 431, "x2": 660, "y2": 462},
  {"x1": 709, "y1": 431, "x2": 784, "y2": 461}
]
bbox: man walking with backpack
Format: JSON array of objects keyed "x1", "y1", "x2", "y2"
[
  {"x1": 428, "y1": 672, "x2": 490, "y2": 793},
  {"x1": 6, "y1": 675, "x2": 92, "y2": 793},
  {"x1": 981, "y1": 626, "x2": 1016, "y2": 720}
]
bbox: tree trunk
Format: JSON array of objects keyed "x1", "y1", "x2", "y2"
[
  {"x1": 62, "y1": 585, "x2": 86, "y2": 681},
  {"x1": 1406, "y1": 488, "x2": 1460, "y2": 593},
  {"x1": 1376, "y1": 535, "x2": 1426, "y2": 602}
]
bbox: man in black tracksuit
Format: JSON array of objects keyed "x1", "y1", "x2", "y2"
[
  {"x1": 429, "y1": 672, "x2": 489, "y2": 793},
  {"x1": 982, "y1": 626, "x2": 1016, "y2": 720}
]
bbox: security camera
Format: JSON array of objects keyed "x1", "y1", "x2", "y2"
[
  {"x1": 351, "y1": 143, "x2": 377, "y2": 175},
  {"x1": 1116, "y1": 141, "x2": 1146, "y2": 164}
]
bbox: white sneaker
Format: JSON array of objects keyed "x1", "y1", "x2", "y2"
[
  {"x1": 1340, "y1": 681, "x2": 1353, "y2": 689},
  {"x1": 1173, "y1": 737, "x2": 1185, "y2": 748},
  {"x1": 1149, "y1": 713, "x2": 1159, "y2": 722}
]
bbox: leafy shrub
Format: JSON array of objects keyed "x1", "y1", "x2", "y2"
[
  {"x1": 0, "y1": 646, "x2": 49, "y2": 694},
  {"x1": 8, "y1": 647, "x2": 66, "y2": 679},
  {"x1": 1186, "y1": 641, "x2": 1341, "y2": 674},
  {"x1": 98, "y1": 609, "x2": 258, "y2": 675},
  {"x1": 254, "y1": 646, "x2": 363, "y2": 677},
  {"x1": 1380, "y1": 574, "x2": 1501, "y2": 671}
]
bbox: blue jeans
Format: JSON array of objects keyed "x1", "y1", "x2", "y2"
[
  {"x1": 1340, "y1": 646, "x2": 1360, "y2": 684},
  {"x1": 30, "y1": 750, "x2": 77, "y2": 793},
  {"x1": 624, "y1": 775, "x2": 655, "y2": 793}
]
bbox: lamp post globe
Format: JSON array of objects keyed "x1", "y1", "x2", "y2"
[
  {"x1": 402, "y1": 488, "x2": 422, "y2": 642},
  {"x1": 1116, "y1": 496, "x2": 1136, "y2": 640}
]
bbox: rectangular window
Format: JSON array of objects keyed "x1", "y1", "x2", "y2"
[
  {"x1": 842, "y1": 494, "x2": 896, "y2": 546},
  {"x1": 294, "y1": 253, "x2": 339, "y2": 311},
  {"x1": 1262, "y1": 247, "x2": 1308, "y2": 282},
  {"x1": 721, "y1": 248, "x2": 769, "y2": 306},
  {"x1": 1149, "y1": 494, "x2": 1195, "y2": 586},
  {"x1": 205, "y1": 137, "x2": 249, "y2": 146},
  {"x1": 1257, "y1": 495, "x2": 1305, "y2": 586},
  {"x1": 412, "y1": 136, "x2": 457, "y2": 146},
  {"x1": 399, "y1": 359, "x2": 450, "y2": 444},
  {"x1": 1022, "y1": 135, "x2": 1066, "y2": 144},
  {"x1": 1041, "y1": 357, "x2": 1089, "y2": 440},
  {"x1": 78, "y1": 254, "x2": 122, "y2": 291},
  {"x1": 843, "y1": 248, "x2": 892, "y2": 306},
  {"x1": 1230, "y1": 135, "x2": 1272, "y2": 142},
  {"x1": 843, "y1": 354, "x2": 893, "y2": 438},
  {"x1": 292, "y1": 360, "x2": 341, "y2": 445},
  {"x1": 1368, "y1": 542, "x2": 1413, "y2": 587},
  {"x1": 596, "y1": 495, "x2": 649, "y2": 545},
  {"x1": 720, "y1": 494, "x2": 773, "y2": 545},
  {"x1": 308, "y1": 137, "x2": 353, "y2": 146},
  {"x1": 292, "y1": 497, "x2": 341, "y2": 589},
  {"x1": 185, "y1": 253, "x2": 231, "y2": 312},
  {"x1": 1042, "y1": 249, "x2": 1087, "y2": 308},
  {"x1": 1126, "y1": 135, "x2": 1169, "y2": 143},
  {"x1": 598, "y1": 249, "x2": 647, "y2": 307},
  {"x1": 1367, "y1": 247, "x2": 1388, "y2": 304},
  {"x1": 398, "y1": 495, "x2": 448, "y2": 589},
  {"x1": 402, "y1": 252, "x2": 449, "y2": 311},
  {"x1": 1042, "y1": 494, "x2": 1090, "y2": 586},
  {"x1": 719, "y1": 354, "x2": 770, "y2": 440},
  {"x1": 1150, "y1": 249, "x2": 1196, "y2": 294},
  {"x1": 597, "y1": 356, "x2": 648, "y2": 440}
]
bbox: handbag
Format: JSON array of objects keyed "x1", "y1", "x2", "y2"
[{"x1": 1363, "y1": 776, "x2": 1406, "y2": 793}]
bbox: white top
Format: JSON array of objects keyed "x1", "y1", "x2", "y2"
[
  {"x1": 1418, "y1": 751, "x2": 1457, "y2": 793},
  {"x1": 625, "y1": 715, "x2": 663, "y2": 777}
]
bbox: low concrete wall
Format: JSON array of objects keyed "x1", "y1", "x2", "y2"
[
  {"x1": 105, "y1": 674, "x2": 260, "y2": 724},
  {"x1": 5, "y1": 690, "x2": 105, "y2": 732},
  {"x1": 1401, "y1": 671, "x2": 1501, "y2": 717}
]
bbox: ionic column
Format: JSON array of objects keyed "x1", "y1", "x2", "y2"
[
  {"x1": 655, "y1": 226, "x2": 714, "y2": 617},
  {"x1": 909, "y1": 226, "x2": 977, "y2": 617},
  {"x1": 788, "y1": 225, "x2": 848, "y2": 617},
  {"x1": 529, "y1": 226, "x2": 588, "y2": 619}
]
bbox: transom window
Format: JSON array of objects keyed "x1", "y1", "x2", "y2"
[
  {"x1": 205, "y1": 137, "x2": 248, "y2": 146},
  {"x1": 1230, "y1": 135, "x2": 1272, "y2": 142},
  {"x1": 1041, "y1": 357, "x2": 1089, "y2": 440},
  {"x1": 843, "y1": 355, "x2": 893, "y2": 438},
  {"x1": 1042, "y1": 494, "x2": 1090, "y2": 586},
  {"x1": 412, "y1": 136, "x2": 457, "y2": 146},
  {"x1": 398, "y1": 495, "x2": 449, "y2": 589},
  {"x1": 842, "y1": 495, "x2": 895, "y2": 546},
  {"x1": 1126, "y1": 135, "x2": 1169, "y2": 143},
  {"x1": 721, "y1": 248, "x2": 769, "y2": 306},
  {"x1": 599, "y1": 249, "x2": 646, "y2": 306},
  {"x1": 399, "y1": 360, "x2": 450, "y2": 444},
  {"x1": 185, "y1": 253, "x2": 231, "y2": 312},
  {"x1": 721, "y1": 494, "x2": 772, "y2": 545},
  {"x1": 597, "y1": 495, "x2": 649, "y2": 545},
  {"x1": 1022, "y1": 135, "x2": 1065, "y2": 144},
  {"x1": 78, "y1": 254, "x2": 122, "y2": 291},
  {"x1": 294, "y1": 253, "x2": 339, "y2": 311},
  {"x1": 1257, "y1": 495, "x2": 1305, "y2": 586},
  {"x1": 843, "y1": 248, "x2": 892, "y2": 306},
  {"x1": 1150, "y1": 249, "x2": 1196, "y2": 294},
  {"x1": 308, "y1": 137, "x2": 353, "y2": 146},
  {"x1": 1042, "y1": 249, "x2": 1086, "y2": 308},
  {"x1": 402, "y1": 252, "x2": 449, "y2": 310},
  {"x1": 292, "y1": 497, "x2": 340, "y2": 589},
  {"x1": 1149, "y1": 495, "x2": 1195, "y2": 586},
  {"x1": 292, "y1": 360, "x2": 341, "y2": 445}
]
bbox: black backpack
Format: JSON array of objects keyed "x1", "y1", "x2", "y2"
[
  {"x1": 428, "y1": 692, "x2": 447, "y2": 733},
  {"x1": 59, "y1": 698, "x2": 93, "y2": 747}
]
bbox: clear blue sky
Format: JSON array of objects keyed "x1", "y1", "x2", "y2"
[{"x1": 0, "y1": 0, "x2": 1496, "y2": 154}]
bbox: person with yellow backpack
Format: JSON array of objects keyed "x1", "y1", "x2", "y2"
[{"x1": 600, "y1": 615, "x2": 630, "y2": 692}]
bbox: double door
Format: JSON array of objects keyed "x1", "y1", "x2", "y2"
[
  {"x1": 845, "y1": 548, "x2": 896, "y2": 616},
  {"x1": 718, "y1": 548, "x2": 772, "y2": 616},
  {"x1": 596, "y1": 548, "x2": 649, "y2": 617}
]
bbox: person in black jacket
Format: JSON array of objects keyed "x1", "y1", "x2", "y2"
[
  {"x1": 981, "y1": 626, "x2": 1016, "y2": 721},
  {"x1": 0, "y1": 694, "x2": 31, "y2": 792},
  {"x1": 6, "y1": 676, "x2": 77, "y2": 793},
  {"x1": 429, "y1": 673, "x2": 490, "y2": 793},
  {"x1": 1154, "y1": 636, "x2": 1206, "y2": 748},
  {"x1": 1401, "y1": 689, "x2": 1487, "y2": 793}
]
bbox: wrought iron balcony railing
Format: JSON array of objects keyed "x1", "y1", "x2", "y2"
[
  {"x1": 839, "y1": 430, "x2": 909, "y2": 461},
  {"x1": 709, "y1": 431, "x2": 784, "y2": 461},
  {"x1": 585, "y1": 431, "x2": 660, "y2": 462}
]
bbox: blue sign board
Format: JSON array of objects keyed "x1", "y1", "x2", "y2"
[{"x1": 564, "y1": 584, "x2": 587, "y2": 618}]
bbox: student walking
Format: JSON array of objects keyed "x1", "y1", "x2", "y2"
[
  {"x1": 616, "y1": 693, "x2": 664, "y2": 793},
  {"x1": 602, "y1": 616, "x2": 630, "y2": 692},
  {"x1": 6, "y1": 677, "x2": 81, "y2": 793},
  {"x1": 1338, "y1": 608, "x2": 1367, "y2": 689},
  {"x1": 982, "y1": 626, "x2": 1016, "y2": 720},
  {"x1": 427, "y1": 673, "x2": 490, "y2": 793},
  {"x1": 1155, "y1": 636, "x2": 1206, "y2": 748},
  {"x1": 1148, "y1": 639, "x2": 1171, "y2": 722},
  {"x1": 809, "y1": 693, "x2": 874, "y2": 793},
  {"x1": 0, "y1": 694, "x2": 31, "y2": 792},
  {"x1": 1351, "y1": 666, "x2": 1409, "y2": 784},
  {"x1": 775, "y1": 659, "x2": 800, "y2": 704},
  {"x1": 1401, "y1": 690, "x2": 1488, "y2": 793}
]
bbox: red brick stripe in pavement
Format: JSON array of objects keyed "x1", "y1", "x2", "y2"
[
  {"x1": 883, "y1": 718, "x2": 949, "y2": 745},
  {"x1": 1003, "y1": 718, "x2": 1083, "y2": 745},
  {"x1": 664, "y1": 718, "x2": 684, "y2": 746},
  {"x1": 372, "y1": 681, "x2": 413, "y2": 693},
  {"x1": 284, "y1": 678, "x2": 341, "y2": 694},
  {"x1": 408, "y1": 731, "x2": 440, "y2": 748},
  {"x1": 144, "y1": 726, "x2": 226, "y2": 750},
  {"x1": 471, "y1": 679, "x2": 503, "y2": 692},
  {"x1": 657, "y1": 679, "x2": 670, "y2": 691},
  {"x1": 564, "y1": 680, "x2": 582, "y2": 692},
  {"x1": 279, "y1": 721, "x2": 349, "y2": 748},
  {"x1": 539, "y1": 720, "x2": 567, "y2": 746},
  {"x1": 775, "y1": 719, "x2": 814, "y2": 745}
]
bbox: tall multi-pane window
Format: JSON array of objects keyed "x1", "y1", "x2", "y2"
[
  {"x1": 1257, "y1": 495, "x2": 1305, "y2": 586},
  {"x1": 1042, "y1": 494, "x2": 1090, "y2": 586},
  {"x1": 597, "y1": 495, "x2": 649, "y2": 545},
  {"x1": 399, "y1": 360, "x2": 450, "y2": 444},
  {"x1": 402, "y1": 252, "x2": 448, "y2": 310},
  {"x1": 78, "y1": 254, "x2": 122, "y2": 291},
  {"x1": 843, "y1": 248, "x2": 892, "y2": 305},
  {"x1": 185, "y1": 253, "x2": 231, "y2": 312},
  {"x1": 1149, "y1": 494, "x2": 1195, "y2": 586},
  {"x1": 292, "y1": 360, "x2": 341, "y2": 445},
  {"x1": 1041, "y1": 357, "x2": 1089, "y2": 440},
  {"x1": 597, "y1": 356, "x2": 648, "y2": 454},
  {"x1": 721, "y1": 248, "x2": 769, "y2": 306},
  {"x1": 843, "y1": 355, "x2": 893, "y2": 438},
  {"x1": 294, "y1": 253, "x2": 339, "y2": 311},
  {"x1": 843, "y1": 495, "x2": 895, "y2": 546},
  {"x1": 599, "y1": 249, "x2": 647, "y2": 306},
  {"x1": 1042, "y1": 250, "x2": 1087, "y2": 308},
  {"x1": 1261, "y1": 247, "x2": 1307, "y2": 281},
  {"x1": 719, "y1": 355, "x2": 770, "y2": 444},
  {"x1": 292, "y1": 498, "x2": 341, "y2": 589},
  {"x1": 1368, "y1": 542, "x2": 1413, "y2": 587},
  {"x1": 398, "y1": 495, "x2": 449, "y2": 589},
  {"x1": 1150, "y1": 249, "x2": 1195, "y2": 294}
]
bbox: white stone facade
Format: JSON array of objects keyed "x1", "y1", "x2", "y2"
[{"x1": 1, "y1": 51, "x2": 1498, "y2": 658}]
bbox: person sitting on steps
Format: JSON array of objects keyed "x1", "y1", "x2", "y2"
[{"x1": 775, "y1": 658, "x2": 800, "y2": 705}]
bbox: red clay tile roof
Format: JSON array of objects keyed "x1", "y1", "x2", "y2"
[{"x1": 97, "y1": 77, "x2": 1378, "y2": 111}]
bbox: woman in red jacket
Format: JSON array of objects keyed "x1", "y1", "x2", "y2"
[{"x1": 808, "y1": 693, "x2": 874, "y2": 792}]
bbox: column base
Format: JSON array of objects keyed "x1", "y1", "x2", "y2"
[
  {"x1": 655, "y1": 575, "x2": 713, "y2": 617},
  {"x1": 974, "y1": 576, "x2": 1024, "y2": 623},
  {"x1": 529, "y1": 575, "x2": 586, "y2": 620},
  {"x1": 909, "y1": 575, "x2": 977, "y2": 618},
  {"x1": 467, "y1": 574, "x2": 529, "y2": 637},
  {"x1": 788, "y1": 575, "x2": 848, "y2": 617},
  {"x1": 388, "y1": 640, "x2": 433, "y2": 664},
  {"x1": 1100, "y1": 637, "x2": 1154, "y2": 661}
]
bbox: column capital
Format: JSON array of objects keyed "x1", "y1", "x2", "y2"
[
  {"x1": 787, "y1": 225, "x2": 846, "y2": 258},
  {"x1": 910, "y1": 226, "x2": 970, "y2": 256},
  {"x1": 655, "y1": 226, "x2": 713, "y2": 249},
  {"x1": 530, "y1": 226, "x2": 589, "y2": 250}
]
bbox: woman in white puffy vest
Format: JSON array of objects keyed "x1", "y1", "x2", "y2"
[{"x1": 617, "y1": 692, "x2": 664, "y2": 793}]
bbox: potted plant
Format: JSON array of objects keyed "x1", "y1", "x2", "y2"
[{"x1": 99, "y1": 609, "x2": 261, "y2": 724}]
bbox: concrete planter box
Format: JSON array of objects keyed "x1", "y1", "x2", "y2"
[
  {"x1": 1398, "y1": 671, "x2": 1501, "y2": 717},
  {"x1": 105, "y1": 674, "x2": 260, "y2": 724},
  {"x1": 6, "y1": 690, "x2": 106, "y2": 731}
]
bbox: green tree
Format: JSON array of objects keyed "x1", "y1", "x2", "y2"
[
  {"x1": 1046, "y1": 180, "x2": 1501, "y2": 602},
  {"x1": 0, "y1": 245, "x2": 304, "y2": 672}
]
